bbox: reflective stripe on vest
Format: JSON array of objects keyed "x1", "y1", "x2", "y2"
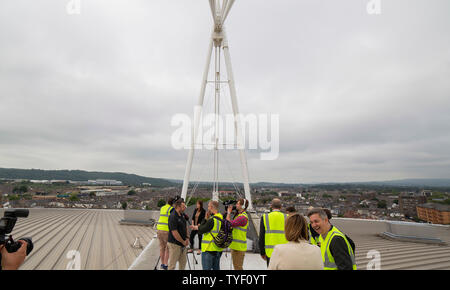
[
  {"x1": 308, "y1": 224, "x2": 319, "y2": 246},
  {"x1": 156, "y1": 204, "x2": 172, "y2": 231},
  {"x1": 263, "y1": 211, "x2": 288, "y2": 258},
  {"x1": 319, "y1": 227, "x2": 357, "y2": 270},
  {"x1": 201, "y1": 213, "x2": 224, "y2": 252},
  {"x1": 230, "y1": 211, "x2": 249, "y2": 251}
]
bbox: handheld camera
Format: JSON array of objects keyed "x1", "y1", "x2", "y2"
[{"x1": 0, "y1": 209, "x2": 34, "y2": 269}]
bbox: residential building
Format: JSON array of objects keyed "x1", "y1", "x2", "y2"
[
  {"x1": 417, "y1": 203, "x2": 450, "y2": 225},
  {"x1": 399, "y1": 192, "x2": 427, "y2": 217}
]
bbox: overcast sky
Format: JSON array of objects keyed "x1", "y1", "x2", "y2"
[{"x1": 0, "y1": 0, "x2": 449, "y2": 184}]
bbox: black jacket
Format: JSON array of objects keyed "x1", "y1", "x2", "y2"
[
  {"x1": 192, "y1": 208, "x2": 206, "y2": 226},
  {"x1": 327, "y1": 226, "x2": 355, "y2": 270}
]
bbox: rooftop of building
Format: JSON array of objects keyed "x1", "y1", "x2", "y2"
[
  {"x1": 1, "y1": 208, "x2": 154, "y2": 270},
  {"x1": 2, "y1": 208, "x2": 450, "y2": 270},
  {"x1": 417, "y1": 203, "x2": 450, "y2": 212}
]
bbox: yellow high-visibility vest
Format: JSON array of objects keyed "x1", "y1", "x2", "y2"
[
  {"x1": 263, "y1": 211, "x2": 288, "y2": 258},
  {"x1": 229, "y1": 211, "x2": 248, "y2": 251},
  {"x1": 201, "y1": 213, "x2": 224, "y2": 252},
  {"x1": 319, "y1": 226, "x2": 357, "y2": 270},
  {"x1": 308, "y1": 224, "x2": 320, "y2": 246},
  {"x1": 156, "y1": 204, "x2": 173, "y2": 231}
]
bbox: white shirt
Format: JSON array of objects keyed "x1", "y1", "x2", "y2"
[{"x1": 268, "y1": 240, "x2": 324, "y2": 270}]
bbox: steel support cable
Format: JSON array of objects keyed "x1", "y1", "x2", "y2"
[
  {"x1": 222, "y1": 150, "x2": 244, "y2": 199},
  {"x1": 218, "y1": 79, "x2": 244, "y2": 199},
  {"x1": 186, "y1": 149, "x2": 215, "y2": 206},
  {"x1": 213, "y1": 77, "x2": 239, "y2": 201}
]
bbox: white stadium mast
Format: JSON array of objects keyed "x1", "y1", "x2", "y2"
[{"x1": 181, "y1": 0, "x2": 253, "y2": 210}]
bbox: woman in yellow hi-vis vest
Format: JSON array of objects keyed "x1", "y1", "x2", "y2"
[
  {"x1": 259, "y1": 198, "x2": 288, "y2": 267},
  {"x1": 226, "y1": 198, "x2": 250, "y2": 270},
  {"x1": 190, "y1": 200, "x2": 224, "y2": 270},
  {"x1": 307, "y1": 208, "x2": 357, "y2": 270},
  {"x1": 156, "y1": 197, "x2": 175, "y2": 270}
]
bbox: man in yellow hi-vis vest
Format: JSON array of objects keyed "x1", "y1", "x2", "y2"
[
  {"x1": 307, "y1": 208, "x2": 357, "y2": 270},
  {"x1": 308, "y1": 208, "x2": 332, "y2": 247},
  {"x1": 156, "y1": 197, "x2": 175, "y2": 270},
  {"x1": 190, "y1": 200, "x2": 224, "y2": 270},
  {"x1": 259, "y1": 198, "x2": 288, "y2": 267}
]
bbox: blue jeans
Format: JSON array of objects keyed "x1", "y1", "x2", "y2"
[{"x1": 201, "y1": 251, "x2": 222, "y2": 270}]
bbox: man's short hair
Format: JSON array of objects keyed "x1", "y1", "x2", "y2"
[
  {"x1": 323, "y1": 208, "x2": 332, "y2": 220},
  {"x1": 307, "y1": 208, "x2": 328, "y2": 220},
  {"x1": 209, "y1": 200, "x2": 219, "y2": 210},
  {"x1": 271, "y1": 198, "x2": 282, "y2": 209},
  {"x1": 286, "y1": 206, "x2": 296, "y2": 213},
  {"x1": 174, "y1": 199, "x2": 185, "y2": 208}
]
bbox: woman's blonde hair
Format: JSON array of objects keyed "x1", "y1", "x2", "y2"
[{"x1": 285, "y1": 213, "x2": 309, "y2": 242}]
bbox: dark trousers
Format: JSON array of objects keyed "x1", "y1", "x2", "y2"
[{"x1": 189, "y1": 230, "x2": 202, "y2": 249}]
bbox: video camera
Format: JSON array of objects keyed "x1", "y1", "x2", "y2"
[
  {"x1": 0, "y1": 209, "x2": 34, "y2": 269},
  {"x1": 223, "y1": 199, "x2": 237, "y2": 211}
]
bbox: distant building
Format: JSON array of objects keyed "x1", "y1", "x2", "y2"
[
  {"x1": 343, "y1": 210, "x2": 361, "y2": 219},
  {"x1": 358, "y1": 209, "x2": 369, "y2": 216},
  {"x1": 417, "y1": 203, "x2": 450, "y2": 225},
  {"x1": 278, "y1": 191, "x2": 296, "y2": 197},
  {"x1": 399, "y1": 192, "x2": 427, "y2": 217},
  {"x1": 87, "y1": 180, "x2": 123, "y2": 186},
  {"x1": 30, "y1": 180, "x2": 52, "y2": 184},
  {"x1": 421, "y1": 190, "x2": 433, "y2": 197}
]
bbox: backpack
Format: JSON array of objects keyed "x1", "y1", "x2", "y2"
[
  {"x1": 345, "y1": 234, "x2": 356, "y2": 254},
  {"x1": 211, "y1": 216, "x2": 233, "y2": 248}
]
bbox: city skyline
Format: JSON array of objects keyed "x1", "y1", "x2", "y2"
[{"x1": 1, "y1": 0, "x2": 449, "y2": 184}]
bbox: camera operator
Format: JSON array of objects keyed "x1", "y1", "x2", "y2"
[
  {"x1": 0, "y1": 240, "x2": 27, "y2": 270},
  {"x1": 226, "y1": 198, "x2": 249, "y2": 270}
]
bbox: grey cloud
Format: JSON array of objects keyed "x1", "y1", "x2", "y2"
[{"x1": 0, "y1": 0, "x2": 449, "y2": 183}]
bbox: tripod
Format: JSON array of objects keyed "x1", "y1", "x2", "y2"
[
  {"x1": 153, "y1": 256, "x2": 161, "y2": 270},
  {"x1": 185, "y1": 216, "x2": 199, "y2": 269}
]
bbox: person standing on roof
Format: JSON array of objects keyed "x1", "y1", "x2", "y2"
[
  {"x1": 259, "y1": 198, "x2": 288, "y2": 266},
  {"x1": 307, "y1": 208, "x2": 357, "y2": 270},
  {"x1": 226, "y1": 198, "x2": 249, "y2": 270},
  {"x1": 167, "y1": 199, "x2": 189, "y2": 270},
  {"x1": 190, "y1": 200, "x2": 224, "y2": 270},
  {"x1": 286, "y1": 206, "x2": 297, "y2": 216},
  {"x1": 188, "y1": 200, "x2": 206, "y2": 255},
  {"x1": 308, "y1": 208, "x2": 332, "y2": 247},
  {"x1": 268, "y1": 213, "x2": 323, "y2": 270},
  {"x1": 156, "y1": 196, "x2": 175, "y2": 270}
]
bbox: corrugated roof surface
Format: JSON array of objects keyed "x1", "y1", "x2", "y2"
[{"x1": 1, "y1": 208, "x2": 155, "y2": 270}]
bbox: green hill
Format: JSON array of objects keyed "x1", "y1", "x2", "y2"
[{"x1": 0, "y1": 168, "x2": 176, "y2": 187}]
